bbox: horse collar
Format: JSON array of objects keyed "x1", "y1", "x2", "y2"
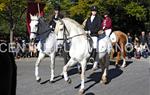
[{"x1": 31, "y1": 19, "x2": 38, "y2": 21}]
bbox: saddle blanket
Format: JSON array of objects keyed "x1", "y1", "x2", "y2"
[{"x1": 110, "y1": 32, "x2": 117, "y2": 43}]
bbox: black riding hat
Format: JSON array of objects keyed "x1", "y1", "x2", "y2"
[
  {"x1": 91, "y1": 6, "x2": 98, "y2": 11},
  {"x1": 54, "y1": 4, "x2": 61, "y2": 11}
]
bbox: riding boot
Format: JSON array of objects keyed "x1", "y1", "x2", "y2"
[{"x1": 89, "y1": 49, "x2": 97, "y2": 63}]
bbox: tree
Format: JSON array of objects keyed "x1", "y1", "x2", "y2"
[{"x1": 0, "y1": 0, "x2": 27, "y2": 42}]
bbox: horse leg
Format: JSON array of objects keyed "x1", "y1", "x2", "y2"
[
  {"x1": 49, "y1": 52, "x2": 55, "y2": 83},
  {"x1": 63, "y1": 58, "x2": 77, "y2": 83},
  {"x1": 92, "y1": 53, "x2": 99, "y2": 71},
  {"x1": 121, "y1": 43, "x2": 126, "y2": 68},
  {"x1": 115, "y1": 51, "x2": 121, "y2": 68},
  {"x1": 79, "y1": 59, "x2": 86, "y2": 94},
  {"x1": 77, "y1": 63, "x2": 81, "y2": 74},
  {"x1": 92, "y1": 61, "x2": 98, "y2": 71},
  {"x1": 35, "y1": 52, "x2": 45, "y2": 82},
  {"x1": 100, "y1": 54, "x2": 109, "y2": 84}
]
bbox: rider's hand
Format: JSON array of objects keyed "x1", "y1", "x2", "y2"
[
  {"x1": 49, "y1": 25, "x2": 53, "y2": 28},
  {"x1": 102, "y1": 26, "x2": 105, "y2": 30},
  {"x1": 98, "y1": 30, "x2": 104, "y2": 34},
  {"x1": 85, "y1": 30, "x2": 91, "y2": 34}
]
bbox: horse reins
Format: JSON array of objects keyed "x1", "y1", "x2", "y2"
[
  {"x1": 57, "y1": 20, "x2": 86, "y2": 41},
  {"x1": 30, "y1": 18, "x2": 53, "y2": 37}
]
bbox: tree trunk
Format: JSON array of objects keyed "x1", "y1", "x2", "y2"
[{"x1": 10, "y1": 29, "x2": 13, "y2": 43}]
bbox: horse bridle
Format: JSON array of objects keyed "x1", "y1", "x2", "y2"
[
  {"x1": 58, "y1": 19, "x2": 86, "y2": 41},
  {"x1": 30, "y1": 18, "x2": 52, "y2": 37}
]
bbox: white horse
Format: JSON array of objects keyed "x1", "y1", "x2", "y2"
[
  {"x1": 54, "y1": 18, "x2": 112, "y2": 94},
  {"x1": 29, "y1": 14, "x2": 57, "y2": 83}
]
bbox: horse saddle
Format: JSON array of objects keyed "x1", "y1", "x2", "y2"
[
  {"x1": 98, "y1": 32, "x2": 106, "y2": 41},
  {"x1": 110, "y1": 32, "x2": 117, "y2": 43},
  {"x1": 87, "y1": 34, "x2": 93, "y2": 52},
  {"x1": 98, "y1": 38, "x2": 107, "y2": 52},
  {"x1": 63, "y1": 40, "x2": 71, "y2": 52}
]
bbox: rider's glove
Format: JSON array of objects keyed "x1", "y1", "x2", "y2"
[{"x1": 85, "y1": 30, "x2": 91, "y2": 35}]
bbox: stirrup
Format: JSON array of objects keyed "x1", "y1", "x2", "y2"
[{"x1": 89, "y1": 57, "x2": 94, "y2": 63}]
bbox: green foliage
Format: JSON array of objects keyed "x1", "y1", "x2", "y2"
[
  {"x1": 124, "y1": 2, "x2": 147, "y2": 21},
  {"x1": 70, "y1": 0, "x2": 88, "y2": 18},
  {"x1": 69, "y1": 0, "x2": 102, "y2": 20},
  {"x1": 106, "y1": 0, "x2": 124, "y2": 6},
  {"x1": 0, "y1": 3, "x2": 6, "y2": 11},
  {"x1": 0, "y1": 0, "x2": 150, "y2": 37},
  {"x1": 0, "y1": 0, "x2": 27, "y2": 35}
]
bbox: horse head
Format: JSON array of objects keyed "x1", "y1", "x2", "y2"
[
  {"x1": 54, "y1": 19, "x2": 67, "y2": 41},
  {"x1": 29, "y1": 14, "x2": 50, "y2": 43},
  {"x1": 29, "y1": 14, "x2": 39, "y2": 42},
  {"x1": 54, "y1": 19, "x2": 64, "y2": 36}
]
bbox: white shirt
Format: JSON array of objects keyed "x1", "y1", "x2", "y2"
[{"x1": 91, "y1": 15, "x2": 95, "y2": 22}]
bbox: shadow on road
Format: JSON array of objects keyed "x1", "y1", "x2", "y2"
[
  {"x1": 68, "y1": 64, "x2": 93, "y2": 76},
  {"x1": 85, "y1": 92, "x2": 95, "y2": 95},
  {"x1": 125, "y1": 60, "x2": 133, "y2": 67},
  {"x1": 40, "y1": 64, "x2": 93, "y2": 85},
  {"x1": 74, "y1": 66, "x2": 123, "y2": 94},
  {"x1": 40, "y1": 79, "x2": 49, "y2": 84},
  {"x1": 40, "y1": 75, "x2": 63, "y2": 84},
  {"x1": 110, "y1": 60, "x2": 133, "y2": 67},
  {"x1": 108, "y1": 68, "x2": 123, "y2": 82}
]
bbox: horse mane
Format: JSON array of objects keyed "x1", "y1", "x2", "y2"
[{"x1": 62, "y1": 18, "x2": 84, "y2": 29}]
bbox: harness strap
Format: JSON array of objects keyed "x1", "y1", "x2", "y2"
[
  {"x1": 57, "y1": 33, "x2": 85, "y2": 40},
  {"x1": 37, "y1": 28, "x2": 53, "y2": 36},
  {"x1": 31, "y1": 32, "x2": 38, "y2": 35},
  {"x1": 109, "y1": 30, "x2": 113, "y2": 37},
  {"x1": 62, "y1": 20, "x2": 86, "y2": 40}
]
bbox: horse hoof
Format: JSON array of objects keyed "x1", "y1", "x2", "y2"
[
  {"x1": 79, "y1": 89, "x2": 84, "y2": 95},
  {"x1": 36, "y1": 78, "x2": 41, "y2": 83},
  {"x1": 100, "y1": 80, "x2": 105, "y2": 84},
  {"x1": 92, "y1": 67, "x2": 97, "y2": 71},
  {"x1": 115, "y1": 65, "x2": 120, "y2": 69},
  {"x1": 60, "y1": 75, "x2": 64, "y2": 78},
  {"x1": 89, "y1": 58, "x2": 94, "y2": 63},
  {"x1": 78, "y1": 70, "x2": 81, "y2": 74},
  {"x1": 67, "y1": 78, "x2": 72, "y2": 84},
  {"x1": 121, "y1": 65, "x2": 126, "y2": 68},
  {"x1": 100, "y1": 79, "x2": 108, "y2": 84},
  {"x1": 49, "y1": 80, "x2": 55, "y2": 83}
]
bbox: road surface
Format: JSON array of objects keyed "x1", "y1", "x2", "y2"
[{"x1": 16, "y1": 57, "x2": 149, "y2": 95}]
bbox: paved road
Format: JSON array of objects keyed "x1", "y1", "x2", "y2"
[{"x1": 16, "y1": 57, "x2": 149, "y2": 95}]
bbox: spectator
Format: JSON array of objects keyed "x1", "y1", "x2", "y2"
[
  {"x1": 134, "y1": 42, "x2": 141, "y2": 59},
  {"x1": 133, "y1": 34, "x2": 139, "y2": 58},
  {"x1": 147, "y1": 32, "x2": 150, "y2": 55},
  {"x1": 127, "y1": 32, "x2": 133, "y2": 58},
  {"x1": 139, "y1": 31, "x2": 148, "y2": 58}
]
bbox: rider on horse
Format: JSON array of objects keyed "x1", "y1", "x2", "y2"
[
  {"x1": 84, "y1": 6, "x2": 102, "y2": 63},
  {"x1": 101, "y1": 11, "x2": 112, "y2": 37},
  {"x1": 49, "y1": 4, "x2": 64, "y2": 31}
]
